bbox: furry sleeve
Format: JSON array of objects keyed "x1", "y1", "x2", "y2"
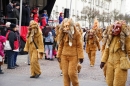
[
  {"x1": 101, "y1": 48, "x2": 109, "y2": 63},
  {"x1": 57, "y1": 40, "x2": 64, "y2": 58},
  {"x1": 125, "y1": 36, "x2": 130, "y2": 59},
  {"x1": 24, "y1": 39, "x2": 29, "y2": 52},
  {"x1": 96, "y1": 41, "x2": 100, "y2": 50},
  {"x1": 37, "y1": 34, "x2": 44, "y2": 53},
  {"x1": 76, "y1": 32, "x2": 84, "y2": 59}
]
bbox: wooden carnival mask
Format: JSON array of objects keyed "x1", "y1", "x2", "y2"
[
  {"x1": 63, "y1": 22, "x2": 70, "y2": 33},
  {"x1": 88, "y1": 30, "x2": 94, "y2": 39},
  {"x1": 112, "y1": 23, "x2": 121, "y2": 36}
]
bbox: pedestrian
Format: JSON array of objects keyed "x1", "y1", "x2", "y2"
[
  {"x1": 24, "y1": 20, "x2": 44, "y2": 78},
  {"x1": 25, "y1": 2, "x2": 30, "y2": 26},
  {"x1": 57, "y1": 18, "x2": 84, "y2": 86},
  {"x1": 13, "y1": 3, "x2": 20, "y2": 24},
  {"x1": 100, "y1": 21, "x2": 130, "y2": 86},
  {"x1": 59, "y1": 12, "x2": 63, "y2": 24},
  {"x1": 44, "y1": 26, "x2": 54, "y2": 60},
  {"x1": 6, "y1": 0, "x2": 17, "y2": 23},
  {"x1": 42, "y1": 10, "x2": 48, "y2": 24},
  {"x1": 5, "y1": 23, "x2": 17, "y2": 69},
  {"x1": 0, "y1": 35, "x2": 6, "y2": 74},
  {"x1": 13, "y1": 25, "x2": 20, "y2": 67}
]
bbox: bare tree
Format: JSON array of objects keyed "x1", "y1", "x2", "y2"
[
  {"x1": 110, "y1": 9, "x2": 119, "y2": 21},
  {"x1": 81, "y1": 6, "x2": 99, "y2": 28}
]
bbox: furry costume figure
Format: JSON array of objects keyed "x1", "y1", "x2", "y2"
[
  {"x1": 24, "y1": 20, "x2": 44, "y2": 78},
  {"x1": 57, "y1": 18, "x2": 84, "y2": 86},
  {"x1": 86, "y1": 29, "x2": 100, "y2": 67},
  {"x1": 100, "y1": 21, "x2": 130, "y2": 86},
  {"x1": 92, "y1": 18, "x2": 103, "y2": 41}
]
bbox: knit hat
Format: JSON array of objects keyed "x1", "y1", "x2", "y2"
[{"x1": 10, "y1": 23, "x2": 16, "y2": 28}]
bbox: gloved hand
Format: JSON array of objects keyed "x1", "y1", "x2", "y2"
[
  {"x1": 57, "y1": 58, "x2": 61, "y2": 63},
  {"x1": 79, "y1": 59, "x2": 83, "y2": 64},
  {"x1": 100, "y1": 62, "x2": 105, "y2": 69},
  {"x1": 98, "y1": 49, "x2": 100, "y2": 51}
]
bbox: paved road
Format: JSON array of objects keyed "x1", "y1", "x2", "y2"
[{"x1": 0, "y1": 51, "x2": 130, "y2": 86}]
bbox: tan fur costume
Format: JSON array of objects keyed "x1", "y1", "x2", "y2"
[
  {"x1": 57, "y1": 18, "x2": 84, "y2": 86},
  {"x1": 101, "y1": 21, "x2": 130, "y2": 86},
  {"x1": 86, "y1": 18, "x2": 101, "y2": 67},
  {"x1": 86, "y1": 29, "x2": 100, "y2": 66},
  {"x1": 24, "y1": 20, "x2": 44, "y2": 77}
]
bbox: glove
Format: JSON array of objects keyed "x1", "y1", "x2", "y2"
[
  {"x1": 98, "y1": 49, "x2": 100, "y2": 51},
  {"x1": 100, "y1": 62, "x2": 105, "y2": 69},
  {"x1": 79, "y1": 59, "x2": 83, "y2": 64},
  {"x1": 57, "y1": 58, "x2": 61, "y2": 63}
]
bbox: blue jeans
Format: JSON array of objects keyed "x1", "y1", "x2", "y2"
[
  {"x1": 45, "y1": 45, "x2": 53, "y2": 59},
  {"x1": 6, "y1": 50, "x2": 15, "y2": 68},
  {"x1": 14, "y1": 52, "x2": 18, "y2": 65}
]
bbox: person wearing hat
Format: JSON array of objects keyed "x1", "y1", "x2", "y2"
[
  {"x1": 59, "y1": 12, "x2": 63, "y2": 24},
  {"x1": 13, "y1": 3, "x2": 20, "y2": 24},
  {"x1": 5, "y1": 23, "x2": 17, "y2": 69}
]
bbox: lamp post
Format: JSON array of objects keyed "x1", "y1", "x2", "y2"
[{"x1": 19, "y1": 0, "x2": 23, "y2": 33}]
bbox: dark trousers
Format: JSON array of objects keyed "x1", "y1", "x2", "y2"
[
  {"x1": 6, "y1": 50, "x2": 15, "y2": 68},
  {"x1": 14, "y1": 52, "x2": 18, "y2": 65}
]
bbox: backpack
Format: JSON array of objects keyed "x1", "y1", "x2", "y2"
[{"x1": 45, "y1": 32, "x2": 54, "y2": 43}]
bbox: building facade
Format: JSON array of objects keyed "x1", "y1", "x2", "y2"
[{"x1": 51, "y1": 0, "x2": 124, "y2": 28}]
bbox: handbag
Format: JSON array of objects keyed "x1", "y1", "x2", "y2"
[
  {"x1": 13, "y1": 39, "x2": 19, "y2": 52},
  {"x1": 120, "y1": 56, "x2": 130, "y2": 70},
  {"x1": 4, "y1": 31, "x2": 11, "y2": 50}
]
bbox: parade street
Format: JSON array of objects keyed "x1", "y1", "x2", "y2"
[{"x1": 0, "y1": 51, "x2": 130, "y2": 86}]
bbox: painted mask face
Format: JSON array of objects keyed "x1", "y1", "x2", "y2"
[
  {"x1": 63, "y1": 22, "x2": 70, "y2": 33},
  {"x1": 112, "y1": 24, "x2": 121, "y2": 36},
  {"x1": 88, "y1": 30, "x2": 94, "y2": 39}
]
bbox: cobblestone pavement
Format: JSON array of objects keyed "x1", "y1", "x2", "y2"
[{"x1": 0, "y1": 51, "x2": 130, "y2": 86}]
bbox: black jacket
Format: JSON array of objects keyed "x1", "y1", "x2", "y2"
[
  {"x1": 21, "y1": 6, "x2": 27, "y2": 25},
  {"x1": 8, "y1": 31, "x2": 17, "y2": 50},
  {"x1": 6, "y1": 4, "x2": 14, "y2": 18}
]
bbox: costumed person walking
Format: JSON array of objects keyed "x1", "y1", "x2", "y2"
[
  {"x1": 100, "y1": 21, "x2": 130, "y2": 86},
  {"x1": 57, "y1": 18, "x2": 84, "y2": 86},
  {"x1": 85, "y1": 18, "x2": 101, "y2": 67},
  {"x1": 24, "y1": 20, "x2": 44, "y2": 78},
  {"x1": 85, "y1": 29, "x2": 100, "y2": 67}
]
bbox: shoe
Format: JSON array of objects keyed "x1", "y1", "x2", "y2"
[
  {"x1": 47, "y1": 58, "x2": 50, "y2": 60},
  {"x1": 49, "y1": 58, "x2": 54, "y2": 61},
  {"x1": 7, "y1": 67, "x2": 15, "y2": 69},
  {"x1": 45, "y1": 56, "x2": 47, "y2": 60},
  {"x1": 15, "y1": 64, "x2": 19, "y2": 67},
  {"x1": 30, "y1": 76, "x2": 35, "y2": 78},
  {"x1": 0, "y1": 71, "x2": 4, "y2": 74},
  {"x1": 35, "y1": 74, "x2": 40, "y2": 78},
  {"x1": 90, "y1": 65, "x2": 94, "y2": 67},
  {"x1": 60, "y1": 72, "x2": 63, "y2": 76}
]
